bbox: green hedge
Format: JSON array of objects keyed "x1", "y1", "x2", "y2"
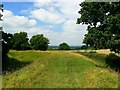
[{"x1": 106, "y1": 53, "x2": 120, "y2": 72}]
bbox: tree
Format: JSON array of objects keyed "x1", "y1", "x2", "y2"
[
  {"x1": 81, "y1": 45, "x2": 88, "y2": 50},
  {"x1": 77, "y1": 2, "x2": 120, "y2": 53},
  {"x1": 2, "y1": 31, "x2": 13, "y2": 49},
  {"x1": 2, "y1": 32, "x2": 9, "y2": 61},
  {"x1": 59, "y1": 42, "x2": 71, "y2": 50},
  {"x1": 0, "y1": 3, "x2": 14, "y2": 71},
  {"x1": 2, "y1": 32, "x2": 13, "y2": 71},
  {"x1": 12, "y1": 32, "x2": 30, "y2": 50},
  {"x1": 0, "y1": 4, "x2": 9, "y2": 64},
  {"x1": 30, "y1": 34, "x2": 49, "y2": 51},
  {"x1": 2, "y1": 31, "x2": 13, "y2": 56}
]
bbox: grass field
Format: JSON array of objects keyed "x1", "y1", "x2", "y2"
[
  {"x1": 2, "y1": 50, "x2": 119, "y2": 88},
  {"x1": 75, "y1": 49, "x2": 111, "y2": 55}
]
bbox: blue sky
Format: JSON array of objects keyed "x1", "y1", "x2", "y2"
[
  {"x1": 3, "y1": 2, "x2": 33, "y2": 16},
  {"x1": 2, "y1": 1, "x2": 87, "y2": 46}
]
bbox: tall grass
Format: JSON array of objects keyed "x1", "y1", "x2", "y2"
[
  {"x1": 76, "y1": 51, "x2": 107, "y2": 67},
  {"x1": 76, "y1": 51, "x2": 120, "y2": 72},
  {"x1": 2, "y1": 50, "x2": 119, "y2": 88}
]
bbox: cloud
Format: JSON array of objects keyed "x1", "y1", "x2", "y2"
[
  {"x1": 60, "y1": 19, "x2": 87, "y2": 45},
  {"x1": 33, "y1": 0, "x2": 53, "y2": 7},
  {"x1": 3, "y1": 0, "x2": 84, "y2": 2},
  {"x1": 54, "y1": 2, "x2": 80, "y2": 20},
  {"x1": 3, "y1": 10, "x2": 37, "y2": 33},
  {"x1": 27, "y1": 26, "x2": 87, "y2": 46},
  {"x1": 31, "y1": 1, "x2": 87, "y2": 45},
  {"x1": 33, "y1": 0, "x2": 84, "y2": 4},
  {"x1": 30, "y1": 8, "x2": 65, "y2": 24},
  {"x1": 33, "y1": 0, "x2": 83, "y2": 20},
  {"x1": 3, "y1": 1, "x2": 87, "y2": 46}
]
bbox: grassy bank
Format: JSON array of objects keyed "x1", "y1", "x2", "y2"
[
  {"x1": 2, "y1": 50, "x2": 119, "y2": 88},
  {"x1": 75, "y1": 50, "x2": 120, "y2": 72}
]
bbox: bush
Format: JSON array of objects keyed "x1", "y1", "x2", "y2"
[
  {"x1": 2, "y1": 31, "x2": 10, "y2": 71},
  {"x1": 59, "y1": 42, "x2": 71, "y2": 50},
  {"x1": 81, "y1": 45, "x2": 88, "y2": 50},
  {"x1": 89, "y1": 51, "x2": 96, "y2": 53},
  {"x1": 106, "y1": 53, "x2": 120, "y2": 71}
]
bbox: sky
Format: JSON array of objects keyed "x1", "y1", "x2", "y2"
[{"x1": 1, "y1": 0, "x2": 87, "y2": 46}]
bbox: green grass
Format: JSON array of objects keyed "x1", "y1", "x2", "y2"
[
  {"x1": 75, "y1": 51, "x2": 120, "y2": 71},
  {"x1": 2, "y1": 50, "x2": 119, "y2": 88},
  {"x1": 75, "y1": 51, "x2": 107, "y2": 67}
]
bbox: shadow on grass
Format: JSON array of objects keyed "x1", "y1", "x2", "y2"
[
  {"x1": 106, "y1": 53, "x2": 120, "y2": 72},
  {"x1": 2, "y1": 56, "x2": 32, "y2": 75}
]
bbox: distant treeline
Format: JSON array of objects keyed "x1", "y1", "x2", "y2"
[
  {"x1": 48, "y1": 45, "x2": 92, "y2": 50},
  {"x1": 2, "y1": 31, "x2": 86, "y2": 53},
  {"x1": 48, "y1": 46, "x2": 82, "y2": 50}
]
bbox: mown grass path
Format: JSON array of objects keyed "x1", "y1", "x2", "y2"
[{"x1": 2, "y1": 50, "x2": 119, "y2": 88}]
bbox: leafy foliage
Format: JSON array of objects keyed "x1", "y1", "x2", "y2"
[
  {"x1": 77, "y1": 51, "x2": 120, "y2": 72},
  {"x1": 106, "y1": 53, "x2": 120, "y2": 71},
  {"x1": 2, "y1": 31, "x2": 12, "y2": 56},
  {"x1": 30, "y1": 34, "x2": 49, "y2": 51},
  {"x1": 77, "y1": 2, "x2": 120, "y2": 53},
  {"x1": 12, "y1": 32, "x2": 30, "y2": 50},
  {"x1": 2, "y1": 31, "x2": 13, "y2": 72},
  {"x1": 80, "y1": 45, "x2": 88, "y2": 50},
  {"x1": 0, "y1": 3, "x2": 9, "y2": 71},
  {"x1": 59, "y1": 42, "x2": 71, "y2": 50}
]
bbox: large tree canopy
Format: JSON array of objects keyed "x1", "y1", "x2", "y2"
[
  {"x1": 12, "y1": 32, "x2": 30, "y2": 50},
  {"x1": 30, "y1": 34, "x2": 49, "y2": 51},
  {"x1": 77, "y1": 2, "x2": 120, "y2": 53},
  {"x1": 0, "y1": 4, "x2": 9, "y2": 63},
  {"x1": 2, "y1": 31, "x2": 12, "y2": 56}
]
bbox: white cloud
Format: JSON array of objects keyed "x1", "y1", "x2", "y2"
[
  {"x1": 3, "y1": 1, "x2": 87, "y2": 46},
  {"x1": 54, "y1": 2, "x2": 80, "y2": 20},
  {"x1": 3, "y1": 10, "x2": 37, "y2": 33},
  {"x1": 63, "y1": 20, "x2": 80, "y2": 32},
  {"x1": 33, "y1": 0, "x2": 53, "y2": 7},
  {"x1": 30, "y1": 0, "x2": 87, "y2": 45},
  {"x1": 3, "y1": 0, "x2": 84, "y2": 2},
  {"x1": 60, "y1": 19, "x2": 87, "y2": 46},
  {"x1": 33, "y1": 1, "x2": 82, "y2": 20},
  {"x1": 30, "y1": 9, "x2": 65, "y2": 24},
  {"x1": 34, "y1": 0, "x2": 84, "y2": 3}
]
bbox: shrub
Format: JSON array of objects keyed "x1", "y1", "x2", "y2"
[
  {"x1": 89, "y1": 51, "x2": 96, "y2": 53},
  {"x1": 81, "y1": 45, "x2": 88, "y2": 50},
  {"x1": 59, "y1": 42, "x2": 71, "y2": 50},
  {"x1": 106, "y1": 53, "x2": 120, "y2": 71},
  {"x1": 2, "y1": 31, "x2": 10, "y2": 71}
]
